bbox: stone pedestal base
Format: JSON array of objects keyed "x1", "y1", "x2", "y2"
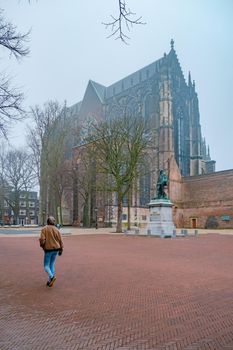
[{"x1": 146, "y1": 199, "x2": 175, "y2": 238}]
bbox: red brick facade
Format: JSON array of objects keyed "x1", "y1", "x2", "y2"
[{"x1": 169, "y1": 159, "x2": 233, "y2": 229}]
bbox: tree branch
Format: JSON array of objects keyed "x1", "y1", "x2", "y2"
[
  {"x1": 102, "y1": 0, "x2": 145, "y2": 44},
  {"x1": 0, "y1": 10, "x2": 30, "y2": 59}
]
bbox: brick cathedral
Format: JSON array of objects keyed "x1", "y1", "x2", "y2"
[
  {"x1": 68, "y1": 40, "x2": 233, "y2": 229},
  {"x1": 71, "y1": 39, "x2": 215, "y2": 173}
]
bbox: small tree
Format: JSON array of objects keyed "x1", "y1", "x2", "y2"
[{"x1": 85, "y1": 114, "x2": 151, "y2": 233}]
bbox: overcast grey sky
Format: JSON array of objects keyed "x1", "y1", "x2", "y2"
[{"x1": 2, "y1": 0, "x2": 233, "y2": 171}]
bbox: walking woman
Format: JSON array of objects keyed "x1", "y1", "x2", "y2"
[{"x1": 39, "y1": 216, "x2": 64, "y2": 287}]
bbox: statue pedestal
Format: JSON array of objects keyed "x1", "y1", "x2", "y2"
[{"x1": 146, "y1": 199, "x2": 175, "y2": 238}]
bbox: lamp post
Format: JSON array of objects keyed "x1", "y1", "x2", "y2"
[{"x1": 94, "y1": 207, "x2": 98, "y2": 229}]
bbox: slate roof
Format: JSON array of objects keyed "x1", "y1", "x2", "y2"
[
  {"x1": 69, "y1": 43, "x2": 184, "y2": 109},
  {"x1": 68, "y1": 100, "x2": 82, "y2": 116},
  {"x1": 89, "y1": 80, "x2": 106, "y2": 103},
  {"x1": 105, "y1": 56, "x2": 165, "y2": 99},
  {"x1": 87, "y1": 56, "x2": 166, "y2": 102}
]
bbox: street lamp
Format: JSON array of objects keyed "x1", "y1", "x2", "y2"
[{"x1": 94, "y1": 207, "x2": 98, "y2": 229}]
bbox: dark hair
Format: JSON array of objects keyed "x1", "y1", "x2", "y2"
[{"x1": 47, "y1": 216, "x2": 56, "y2": 225}]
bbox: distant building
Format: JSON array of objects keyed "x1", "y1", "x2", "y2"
[
  {"x1": 18, "y1": 191, "x2": 39, "y2": 225},
  {"x1": 3, "y1": 191, "x2": 39, "y2": 225}
]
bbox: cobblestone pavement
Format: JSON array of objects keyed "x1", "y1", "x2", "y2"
[{"x1": 0, "y1": 234, "x2": 233, "y2": 350}]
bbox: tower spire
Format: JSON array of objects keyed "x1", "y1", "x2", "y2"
[
  {"x1": 193, "y1": 80, "x2": 195, "y2": 91},
  {"x1": 188, "y1": 71, "x2": 192, "y2": 86},
  {"x1": 170, "y1": 39, "x2": 174, "y2": 50}
]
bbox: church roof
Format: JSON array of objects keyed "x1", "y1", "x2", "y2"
[
  {"x1": 89, "y1": 80, "x2": 106, "y2": 103},
  {"x1": 69, "y1": 41, "x2": 185, "y2": 108},
  {"x1": 105, "y1": 57, "x2": 165, "y2": 99},
  {"x1": 68, "y1": 100, "x2": 82, "y2": 116}
]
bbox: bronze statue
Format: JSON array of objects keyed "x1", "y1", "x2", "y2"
[{"x1": 155, "y1": 170, "x2": 168, "y2": 199}]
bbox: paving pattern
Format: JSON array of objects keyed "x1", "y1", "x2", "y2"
[{"x1": 0, "y1": 234, "x2": 233, "y2": 349}]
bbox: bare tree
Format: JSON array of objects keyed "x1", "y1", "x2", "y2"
[
  {"x1": 46, "y1": 109, "x2": 73, "y2": 225},
  {"x1": 103, "y1": 0, "x2": 145, "y2": 44},
  {"x1": 0, "y1": 10, "x2": 29, "y2": 59},
  {"x1": 28, "y1": 101, "x2": 64, "y2": 222},
  {"x1": 27, "y1": 101, "x2": 63, "y2": 181},
  {"x1": 0, "y1": 74, "x2": 25, "y2": 137},
  {"x1": 0, "y1": 9, "x2": 29, "y2": 137},
  {"x1": 85, "y1": 114, "x2": 151, "y2": 233},
  {"x1": 28, "y1": 101, "x2": 75, "y2": 224},
  {"x1": 0, "y1": 148, "x2": 36, "y2": 223},
  {"x1": 72, "y1": 142, "x2": 100, "y2": 227}
]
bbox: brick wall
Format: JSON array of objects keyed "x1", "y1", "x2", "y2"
[{"x1": 170, "y1": 169, "x2": 233, "y2": 228}]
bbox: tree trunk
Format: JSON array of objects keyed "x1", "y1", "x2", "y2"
[
  {"x1": 116, "y1": 192, "x2": 123, "y2": 233},
  {"x1": 127, "y1": 187, "x2": 131, "y2": 230},
  {"x1": 58, "y1": 195, "x2": 63, "y2": 226},
  {"x1": 72, "y1": 174, "x2": 79, "y2": 225},
  {"x1": 83, "y1": 192, "x2": 91, "y2": 227}
]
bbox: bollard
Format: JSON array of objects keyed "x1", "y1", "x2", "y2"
[
  {"x1": 173, "y1": 229, "x2": 176, "y2": 238},
  {"x1": 147, "y1": 229, "x2": 151, "y2": 236}
]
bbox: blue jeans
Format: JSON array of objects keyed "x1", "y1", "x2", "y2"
[{"x1": 44, "y1": 251, "x2": 58, "y2": 280}]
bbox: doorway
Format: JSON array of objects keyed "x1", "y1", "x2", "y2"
[{"x1": 191, "y1": 218, "x2": 197, "y2": 228}]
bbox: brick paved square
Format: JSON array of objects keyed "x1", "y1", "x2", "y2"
[{"x1": 0, "y1": 234, "x2": 233, "y2": 349}]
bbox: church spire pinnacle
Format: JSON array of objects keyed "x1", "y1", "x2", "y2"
[
  {"x1": 193, "y1": 80, "x2": 196, "y2": 91},
  {"x1": 188, "y1": 71, "x2": 192, "y2": 86},
  {"x1": 170, "y1": 39, "x2": 174, "y2": 50}
]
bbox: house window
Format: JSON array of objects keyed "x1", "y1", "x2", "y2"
[
  {"x1": 122, "y1": 214, "x2": 127, "y2": 221},
  {"x1": 20, "y1": 194, "x2": 26, "y2": 199},
  {"x1": 19, "y1": 210, "x2": 26, "y2": 216},
  {"x1": 142, "y1": 215, "x2": 147, "y2": 221},
  {"x1": 29, "y1": 202, "x2": 35, "y2": 208},
  {"x1": 29, "y1": 211, "x2": 35, "y2": 216},
  {"x1": 20, "y1": 201, "x2": 26, "y2": 207}
]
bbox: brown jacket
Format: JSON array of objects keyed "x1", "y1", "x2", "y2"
[{"x1": 39, "y1": 225, "x2": 64, "y2": 252}]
